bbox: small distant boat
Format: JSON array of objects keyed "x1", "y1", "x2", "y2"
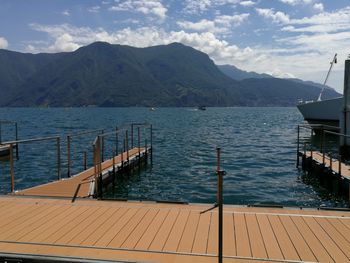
[
  {"x1": 150, "y1": 107, "x2": 156, "y2": 111},
  {"x1": 197, "y1": 106, "x2": 206, "y2": 111}
]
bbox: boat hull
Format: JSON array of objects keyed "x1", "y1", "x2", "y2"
[{"x1": 297, "y1": 97, "x2": 342, "y2": 123}]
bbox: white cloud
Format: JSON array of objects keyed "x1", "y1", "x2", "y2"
[
  {"x1": 279, "y1": 0, "x2": 314, "y2": 6},
  {"x1": 0, "y1": 37, "x2": 8, "y2": 49},
  {"x1": 240, "y1": 1, "x2": 256, "y2": 7},
  {"x1": 27, "y1": 23, "x2": 257, "y2": 65},
  {"x1": 109, "y1": 0, "x2": 167, "y2": 20},
  {"x1": 256, "y1": 8, "x2": 290, "y2": 24},
  {"x1": 88, "y1": 6, "x2": 101, "y2": 13},
  {"x1": 183, "y1": 0, "x2": 240, "y2": 14},
  {"x1": 281, "y1": 7, "x2": 350, "y2": 33},
  {"x1": 62, "y1": 10, "x2": 70, "y2": 16},
  {"x1": 313, "y1": 3, "x2": 324, "y2": 12},
  {"x1": 177, "y1": 14, "x2": 249, "y2": 33}
]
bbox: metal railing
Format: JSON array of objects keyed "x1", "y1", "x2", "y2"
[
  {"x1": 91, "y1": 123, "x2": 153, "y2": 198},
  {"x1": 66, "y1": 129, "x2": 104, "y2": 177},
  {"x1": 2, "y1": 135, "x2": 61, "y2": 193},
  {"x1": 296, "y1": 124, "x2": 340, "y2": 167}
]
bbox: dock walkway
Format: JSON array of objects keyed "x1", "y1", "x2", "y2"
[
  {"x1": 1, "y1": 196, "x2": 350, "y2": 262},
  {"x1": 303, "y1": 150, "x2": 350, "y2": 179},
  {"x1": 13, "y1": 148, "x2": 147, "y2": 199}
]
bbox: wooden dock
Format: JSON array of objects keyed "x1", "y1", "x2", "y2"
[
  {"x1": 13, "y1": 148, "x2": 148, "y2": 199},
  {"x1": 299, "y1": 150, "x2": 350, "y2": 201},
  {"x1": 1, "y1": 196, "x2": 350, "y2": 262}
]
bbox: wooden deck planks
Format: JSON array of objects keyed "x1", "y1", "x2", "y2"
[
  {"x1": 2, "y1": 197, "x2": 350, "y2": 263},
  {"x1": 303, "y1": 216, "x2": 349, "y2": 262},
  {"x1": 255, "y1": 213, "x2": 284, "y2": 260},
  {"x1": 13, "y1": 148, "x2": 146, "y2": 198}
]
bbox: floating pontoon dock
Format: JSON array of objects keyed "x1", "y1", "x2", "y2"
[
  {"x1": 1, "y1": 196, "x2": 350, "y2": 263},
  {"x1": 13, "y1": 147, "x2": 149, "y2": 199},
  {"x1": 2, "y1": 124, "x2": 350, "y2": 262},
  {"x1": 297, "y1": 124, "x2": 350, "y2": 200}
]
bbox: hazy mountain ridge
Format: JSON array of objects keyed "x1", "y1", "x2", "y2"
[{"x1": 0, "y1": 42, "x2": 341, "y2": 107}]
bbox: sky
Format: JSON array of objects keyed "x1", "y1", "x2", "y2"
[{"x1": 0, "y1": 0, "x2": 350, "y2": 93}]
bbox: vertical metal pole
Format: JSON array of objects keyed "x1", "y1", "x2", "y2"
[
  {"x1": 112, "y1": 150, "x2": 115, "y2": 174},
  {"x1": 311, "y1": 147, "x2": 313, "y2": 159},
  {"x1": 150, "y1": 124, "x2": 153, "y2": 165},
  {"x1": 10, "y1": 144, "x2": 14, "y2": 193},
  {"x1": 67, "y1": 135, "x2": 71, "y2": 177},
  {"x1": 84, "y1": 151, "x2": 87, "y2": 170},
  {"x1": 126, "y1": 130, "x2": 129, "y2": 164},
  {"x1": 145, "y1": 139, "x2": 148, "y2": 162},
  {"x1": 296, "y1": 125, "x2": 300, "y2": 167},
  {"x1": 131, "y1": 124, "x2": 134, "y2": 148},
  {"x1": 322, "y1": 132, "x2": 325, "y2": 165},
  {"x1": 216, "y1": 147, "x2": 223, "y2": 263},
  {"x1": 57, "y1": 137, "x2": 61, "y2": 180},
  {"x1": 121, "y1": 139, "x2": 125, "y2": 168},
  {"x1": 138, "y1": 127, "x2": 141, "y2": 160},
  {"x1": 15, "y1": 122, "x2": 19, "y2": 160},
  {"x1": 115, "y1": 126, "x2": 118, "y2": 155},
  {"x1": 101, "y1": 135, "x2": 105, "y2": 162}
]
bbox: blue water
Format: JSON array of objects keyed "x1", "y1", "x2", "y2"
[{"x1": 0, "y1": 107, "x2": 346, "y2": 207}]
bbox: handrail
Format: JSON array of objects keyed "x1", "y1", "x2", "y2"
[
  {"x1": 4, "y1": 135, "x2": 61, "y2": 193},
  {"x1": 3, "y1": 135, "x2": 59, "y2": 145},
  {"x1": 67, "y1": 129, "x2": 104, "y2": 177}
]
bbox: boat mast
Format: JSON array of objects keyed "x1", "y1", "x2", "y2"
[{"x1": 317, "y1": 53, "x2": 337, "y2": 101}]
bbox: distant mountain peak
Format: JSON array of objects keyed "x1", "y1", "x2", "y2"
[
  {"x1": 218, "y1": 64, "x2": 273, "y2": 81},
  {"x1": 0, "y1": 41, "x2": 341, "y2": 107}
]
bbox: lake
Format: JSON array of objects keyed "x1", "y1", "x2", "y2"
[{"x1": 0, "y1": 107, "x2": 346, "y2": 207}]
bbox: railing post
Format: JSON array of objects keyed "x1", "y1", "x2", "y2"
[
  {"x1": 57, "y1": 137, "x2": 61, "y2": 180},
  {"x1": 115, "y1": 126, "x2": 118, "y2": 155},
  {"x1": 121, "y1": 139, "x2": 125, "y2": 169},
  {"x1": 216, "y1": 147, "x2": 223, "y2": 263},
  {"x1": 0, "y1": 121, "x2": 2, "y2": 144},
  {"x1": 322, "y1": 130, "x2": 326, "y2": 165},
  {"x1": 101, "y1": 134, "x2": 105, "y2": 162},
  {"x1": 138, "y1": 127, "x2": 141, "y2": 161},
  {"x1": 150, "y1": 124, "x2": 153, "y2": 165},
  {"x1": 131, "y1": 124, "x2": 134, "y2": 148},
  {"x1": 67, "y1": 135, "x2": 71, "y2": 177},
  {"x1": 297, "y1": 125, "x2": 300, "y2": 167},
  {"x1": 10, "y1": 144, "x2": 14, "y2": 193},
  {"x1": 15, "y1": 122, "x2": 19, "y2": 160},
  {"x1": 339, "y1": 154, "x2": 342, "y2": 176},
  {"x1": 126, "y1": 130, "x2": 129, "y2": 164},
  {"x1": 311, "y1": 146, "x2": 313, "y2": 159}
]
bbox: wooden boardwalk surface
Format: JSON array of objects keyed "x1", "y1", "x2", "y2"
[
  {"x1": 1, "y1": 196, "x2": 350, "y2": 262},
  {"x1": 304, "y1": 150, "x2": 350, "y2": 179},
  {"x1": 13, "y1": 148, "x2": 146, "y2": 199}
]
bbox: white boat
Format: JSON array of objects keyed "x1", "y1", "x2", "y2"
[
  {"x1": 297, "y1": 54, "x2": 341, "y2": 124},
  {"x1": 297, "y1": 97, "x2": 342, "y2": 122}
]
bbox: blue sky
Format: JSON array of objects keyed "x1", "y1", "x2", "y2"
[{"x1": 1, "y1": 0, "x2": 350, "y2": 92}]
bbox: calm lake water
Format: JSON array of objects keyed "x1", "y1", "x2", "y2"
[{"x1": 0, "y1": 107, "x2": 347, "y2": 207}]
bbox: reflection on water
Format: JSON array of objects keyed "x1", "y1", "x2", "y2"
[{"x1": 0, "y1": 107, "x2": 348, "y2": 207}]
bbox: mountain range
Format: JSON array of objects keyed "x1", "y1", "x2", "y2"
[{"x1": 0, "y1": 42, "x2": 341, "y2": 107}]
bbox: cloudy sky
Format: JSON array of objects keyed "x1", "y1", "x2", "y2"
[{"x1": 1, "y1": 0, "x2": 349, "y2": 92}]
